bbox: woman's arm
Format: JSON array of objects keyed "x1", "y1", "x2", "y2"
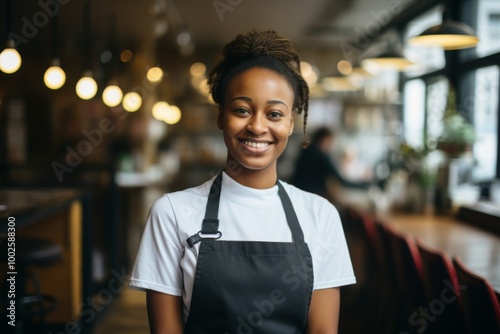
[
  {"x1": 146, "y1": 290, "x2": 184, "y2": 334},
  {"x1": 306, "y1": 288, "x2": 340, "y2": 334}
]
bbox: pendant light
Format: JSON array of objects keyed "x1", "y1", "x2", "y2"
[
  {"x1": 76, "y1": 0, "x2": 98, "y2": 100},
  {"x1": 44, "y1": 12, "x2": 66, "y2": 89},
  {"x1": 147, "y1": 66, "x2": 164, "y2": 83},
  {"x1": 321, "y1": 64, "x2": 360, "y2": 93},
  {"x1": 362, "y1": 49, "x2": 414, "y2": 72},
  {"x1": 409, "y1": 20, "x2": 479, "y2": 50},
  {"x1": 152, "y1": 101, "x2": 182, "y2": 124},
  {"x1": 101, "y1": 13, "x2": 123, "y2": 107},
  {"x1": 122, "y1": 91, "x2": 142, "y2": 112},
  {"x1": 0, "y1": 0, "x2": 21, "y2": 74},
  {"x1": 102, "y1": 83, "x2": 123, "y2": 107}
]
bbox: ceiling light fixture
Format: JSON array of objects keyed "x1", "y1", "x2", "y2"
[
  {"x1": 122, "y1": 92, "x2": 142, "y2": 112},
  {"x1": 76, "y1": 0, "x2": 98, "y2": 100},
  {"x1": 44, "y1": 59, "x2": 66, "y2": 90},
  {"x1": 102, "y1": 84, "x2": 123, "y2": 107},
  {"x1": 362, "y1": 49, "x2": 414, "y2": 72},
  {"x1": 0, "y1": 40, "x2": 22, "y2": 74},
  {"x1": 0, "y1": 0, "x2": 21, "y2": 74},
  {"x1": 44, "y1": 11, "x2": 66, "y2": 89},
  {"x1": 147, "y1": 66, "x2": 164, "y2": 83},
  {"x1": 409, "y1": 20, "x2": 479, "y2": 50}
]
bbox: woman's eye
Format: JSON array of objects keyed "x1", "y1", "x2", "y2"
[
  {"x1": 268, "y1": 111, "x2": 283, "y2": 119},
  {"x1": 234, "y1": 108, "x2": 249, "y2": 115}
]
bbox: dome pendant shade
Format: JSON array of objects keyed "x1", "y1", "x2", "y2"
[
  {"x1": 362, "y1": 50, "x2": 414, "y2": 71},
  {"x1": 409, "y1": 20, "x2": 479, "y2": 50}
]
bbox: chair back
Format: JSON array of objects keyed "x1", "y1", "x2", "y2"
[
  {"x1": 418, "y1": 241, "x2": 465, "y2": 334},
  {"x1": 453, "y1": 256, "x2": 500, "y2": 334}
]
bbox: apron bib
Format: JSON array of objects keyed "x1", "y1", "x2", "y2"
[{"x1": 184, "y1": 172, "x2": 314, "y2": 334}]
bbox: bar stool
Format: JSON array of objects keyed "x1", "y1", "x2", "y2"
[{"x1": 1, "y1": 238, "x2": 62, "y2": 333}]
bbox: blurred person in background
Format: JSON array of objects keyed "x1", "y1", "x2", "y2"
[{"x1": 291, "y1": 127, "x2": 373, "y2": 204}]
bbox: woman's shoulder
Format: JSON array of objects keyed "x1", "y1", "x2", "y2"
[
  {"x1": 150, "y1": 177, "x2": 214, "y2": 214},
  {"x1": 280, "y1": 180, "x2": 339, "y2": 216}
]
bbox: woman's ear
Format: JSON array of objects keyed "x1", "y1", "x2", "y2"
[
  {"x1": 217, "y1": 108, "x2": 224, "y2": 130},
  {"x1": 289, "y1": 112, "x2": 295, "y2": 135}
]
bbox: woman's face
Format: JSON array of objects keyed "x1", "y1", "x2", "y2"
[{"x1": 218, "y1": 67, "x2": 295, "y2": 175}]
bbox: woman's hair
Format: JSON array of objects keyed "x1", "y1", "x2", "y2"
[{"x1": 208, "y1": 30, "x2": 310, "y2": 146}]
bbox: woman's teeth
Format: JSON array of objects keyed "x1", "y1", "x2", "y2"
[{"x1": 243, "y1": 141, "x2": 270, "y2": 148}]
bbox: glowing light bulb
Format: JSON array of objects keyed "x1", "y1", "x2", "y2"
[
  {"x1": 152, "y1": 101, "x2": 170, "y2": 121},
  {"x1": 102, "y1": 85, "x2": 123, "y2": 107},
  {"x1": 76, "y1": 72, "x2": 98, "y2": 100},
  {"x1": 164, "y1": 105, "x2": 181, "y2": 124},
  {"x1": 122, "y1": 92, "x2": 142, "y2": 112},
  {"x1": 44, "y1": 62, "x2": 66, "y2": 90},
  {"x1": 147, "y1": 67, "x2": 163, "y2": 83},
  {"x1": 0, "y1": 43, "x2": 22, "y2": 74},
  {"x1": 190, "y1": 62, "x2": 206, "y2": 77}
]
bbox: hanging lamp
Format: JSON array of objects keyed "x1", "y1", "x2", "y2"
[
  {"x1": 409, "y1": 20, "x2": 479, "y2": 50},
  {"x1": 76, "y1": 0, "x2": 98, "y2": 100},
  {"x1": 101, "y1": 13, "x2": 123, "y2": 107},
  {"x1": 44, "y1": 11, "x2": 66, "y2": 89},
  {"x1": 362, "y1": 49, "x2": 414, "y2": 72},
  {"x1": 0, "y1": 0, "x2": 22, "y2": 74}
]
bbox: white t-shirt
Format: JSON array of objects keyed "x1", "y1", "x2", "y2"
[{"x1": 129, "y1": 171, "x2": 356, "y2": 321}]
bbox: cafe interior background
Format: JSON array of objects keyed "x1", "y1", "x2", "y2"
[{"x1": 0, "y1": 0, "x2": 499, "y2": 333}]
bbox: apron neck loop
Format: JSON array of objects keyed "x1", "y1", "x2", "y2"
[{"x1": 202, "y1": 170, "x2": 305, "y2": 243}]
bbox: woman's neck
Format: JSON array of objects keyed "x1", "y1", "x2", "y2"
[{"x1": 223, "y1": 161, "x2": 277, "y2": 189}]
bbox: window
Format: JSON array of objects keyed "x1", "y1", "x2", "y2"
[
  {"x1": 403, "y1": 79, "x2": 425, "y2": 147},
  {"x1": 471, "y1": 66, "x2": 499, "y2": 180},
  {"x1": 476, "y1": 0, "x2": 500, "y2": 57},
  {"x1": 426, "y1": 76, "x2": 449, "y2": 148}
]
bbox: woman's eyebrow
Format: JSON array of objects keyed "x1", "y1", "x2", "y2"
[{"x1": 230, "y1": 96, "x2": 289, "y2": 109}]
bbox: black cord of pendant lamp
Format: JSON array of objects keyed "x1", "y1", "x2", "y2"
[
  {"x1": 83, "y1": 0, "x2": 92, "y2": 70},
  {"x1": 4, "y1": 0, "x2": 12, "y2": 44}
]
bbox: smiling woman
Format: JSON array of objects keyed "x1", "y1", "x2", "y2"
[{"x1": 128, "y1": 30, "x2": 356, "y2": 334}]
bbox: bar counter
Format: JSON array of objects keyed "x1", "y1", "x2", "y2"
[{"x1": 0, "y1": 188, "x2": 91, "y2": 325}]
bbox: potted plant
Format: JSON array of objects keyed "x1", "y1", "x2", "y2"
[
  {"x1": 436, "y1": 114, "x2": 476, "y2": 158},
  {"x1": 436, "y1": 87, "x2": 476, "y2": 158}
]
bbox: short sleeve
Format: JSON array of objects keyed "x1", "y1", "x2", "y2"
[
  {"x1": 311, "y1": 205, "x2": 356, "y2": 290},
  {"x1": 128, "y1": 195, "x2": 184, "y2": 296}
]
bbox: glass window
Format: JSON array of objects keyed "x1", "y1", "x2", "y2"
[
  {"x1": 404, "y1": 5, "x2": 446, "y2": 76},
  {"x1": 471, "y1": 66, "x2": 499, "y2": 180},
  {"x1": 476, "y1": 0, "x2": 500, "y2": 57},
  {"x1": 403, "y1": 79, "x2": 425, "y2": 147},
  {"x1": 426, "y1": 76, "x2": 449, "y2": 148}
]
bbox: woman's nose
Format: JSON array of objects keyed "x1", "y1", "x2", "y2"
[{"x1": 246, "y1": 114, "x2": 266, "y2": 134}]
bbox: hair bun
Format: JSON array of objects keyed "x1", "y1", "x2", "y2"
[{"x1": 222, "y1": 30, "x2": 298, "y2": 68}]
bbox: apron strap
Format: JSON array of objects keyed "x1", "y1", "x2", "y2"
[
  {"x1": 202, "y1": 172, "x2": 223, "y2": 234},
  {"x1": 277, "y1": 181, "x2": 305, "y2": 243}
]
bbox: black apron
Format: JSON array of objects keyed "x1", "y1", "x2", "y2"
[{"x1": 184, "y1": 172, "x2": 314, "y2": 334}]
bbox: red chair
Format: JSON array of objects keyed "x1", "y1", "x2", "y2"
[
  {"x1": 418, "y1": 241, "x2": 465, "y2": 334},
  {"x1": 387, "y1": 227, "x2": 428, "y2": 333},
  {"x1": 453, "y1": 256, "x2": 500, "y2": 334},
  {"x1": 338, "y1": 207, "x2": 380, "y2": 333}
]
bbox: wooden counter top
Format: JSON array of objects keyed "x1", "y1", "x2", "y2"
[
  {"x1": 378, "y1": 211, "x2": 500, "y2": 293},
  {"x1": 0, "y1": 188, "x2": 83, "y2": 227}
]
